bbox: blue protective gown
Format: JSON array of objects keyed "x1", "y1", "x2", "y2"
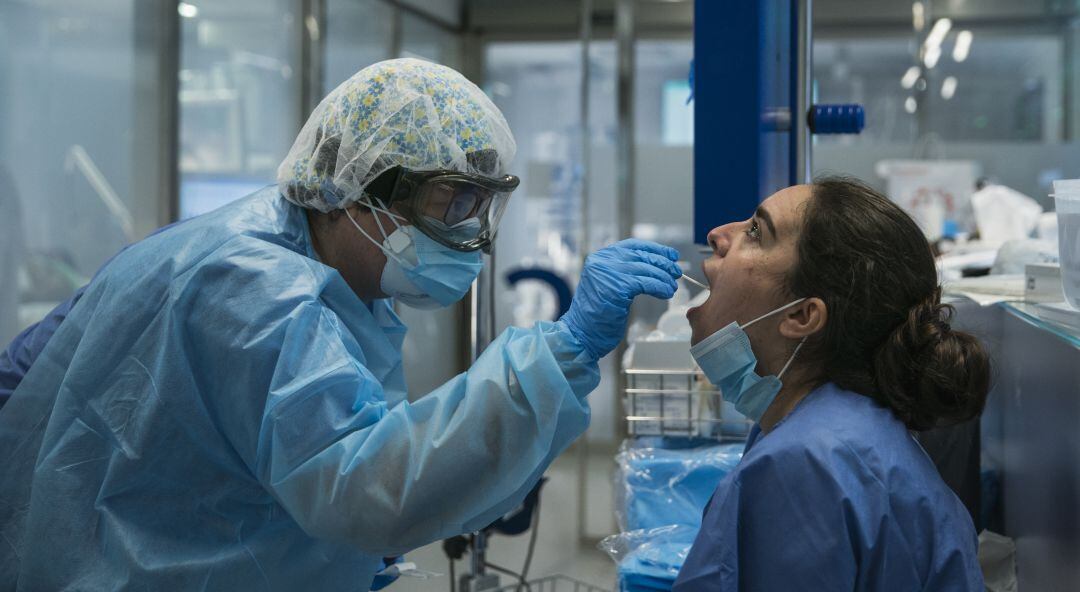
[
  {"x1": 0, "y1": 187, "x2": 597, "y2": 591},
  {"x1": 673, "y1": 383, "x2": 983, "y2": 592}
]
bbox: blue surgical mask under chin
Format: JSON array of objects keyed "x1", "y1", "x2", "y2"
[
  {"x1": 345, "y1": 202, "x2": 483, "y2": 309},
  {"x1": 690, "y1": 299, "x2": 807, "y2": 423}
]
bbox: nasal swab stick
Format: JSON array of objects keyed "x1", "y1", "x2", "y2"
[{"x1": 681, "y1": 275, "x2": 709, "y2": 290}]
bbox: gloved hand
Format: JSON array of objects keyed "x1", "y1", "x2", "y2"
[
  {"x1": 370, "y1": 556, "x2": 402, "y2": 591},
  {"x1": 561, "y1": 239, "x2": 682, "y2": 360}
]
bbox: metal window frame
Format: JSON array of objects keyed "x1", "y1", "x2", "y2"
[{"x1": 135, "y1": 0, "x2": 181, "y2": 228}]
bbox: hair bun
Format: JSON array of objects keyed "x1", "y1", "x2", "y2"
[{"x1": 872, "y1": 288, "x2": 990, "y2": 431}]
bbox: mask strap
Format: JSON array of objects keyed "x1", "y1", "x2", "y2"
[
  {"x1": 371, "y1": 202, "x2": 391, "y2": 241},
  {"x1": 359, "y1": 195, "x2": 407, "y2": 235},
  {"x1": 740, "y1": 297, "x2": 807, "y2": 330},
  {"x1": 777, "y1": 336, "x2": 807, "y2": 379},
  {"x1": 344, "y1": 206, "x2": 407, "y2": 266},
  {"x1": 367, "y1": 196, "x2": 408, "y2": 229}
]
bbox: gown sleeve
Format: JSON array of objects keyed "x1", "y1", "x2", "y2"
[{"x1": 264, "y1": 315, "x2": 596, "y2": 556}]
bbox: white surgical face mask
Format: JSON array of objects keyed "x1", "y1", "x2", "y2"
[
  {"x1": 345, "y1": 198, "x2": 483, "y2": 309},
  {"x1": 690, "y1": 299, "x2": 807, "y2": 423}
]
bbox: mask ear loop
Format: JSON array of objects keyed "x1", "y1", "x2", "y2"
[
  {"x1": 777, "y1": 337, "x2": 807, "y2": 379},
  {"x1": 360, "y1": 193, "x2": 407, "y2": 238},
  {"x1": 739, "y1": 297, "x2": 810, "y2": 380},
  {"x1": 344, "y1": 203, "x2": 409, "y2": 267},
  {"x1": 740, "y1": 297, "x2": 808, "y2": 330}
]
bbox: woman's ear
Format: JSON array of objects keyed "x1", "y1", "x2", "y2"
[{"x1": 779, "y1": 297, "x2": 827, "y2": 340}]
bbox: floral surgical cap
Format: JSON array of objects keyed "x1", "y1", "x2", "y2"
[{"x1": 277, "y1": 58, "x2": 516, "y2": 212}]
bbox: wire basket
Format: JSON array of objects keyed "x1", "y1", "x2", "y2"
[
  {"x1": 492, "y1": 575, "x2": 611, "y2": 592},
  {"x1": 624, "y1": 369, "x2": 752, "y2": 440}
]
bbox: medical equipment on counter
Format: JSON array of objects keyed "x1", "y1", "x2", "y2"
[
  {"x1": 990, "y1": 239, "x2": 1059, "y2": 276},
  {"x1": 943, "y1": 275, "x2": 1026, "y2": 307},
  {"x1": 876, "y1": 159, "x2": 979, "y2": 241},
  {"x1": 971, "y1": 184, "x2": 1043, "y2": 247},
  {"x1": 1025, "y1": 264, "x2": 1063, "y2": 304},
  {"x1": 1052, "y1": 179, "x2": 1080, "y2": 309},
  {"x1": 623, "y1": 286, "x2": 750, "y2": 440}
]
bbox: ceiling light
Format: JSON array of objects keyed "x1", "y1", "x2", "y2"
[
  {"x1": 178, "y1": 3, "x2": 199, "y2": 18},
  {"x1": 901, "y1": 66, "x2": 920, "y2": 89},
  {"x1": 925, "y1": 18, "x2": 952, "y2": 50},
  {"x1": 941, "y1": 76, "x2": 957, "y2": 100},
  {"x1": 953, "y1": 30, "x2": 973, "y2": 62},
  {"x1": 912, "y1": 3, "x2": 925, "y2": 31},
  {"x1": 924, "y1": 44, "x2": 941, "y2": 69}
]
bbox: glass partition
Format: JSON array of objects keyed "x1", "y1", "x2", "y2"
[
  {"x1": 178, "y1": 0, "x2": 301, "y2": 219},
  {"x1": 814, "y1": 4, "x2": 1080, "y2": 214},
  {"x1": 402, "y1": 12, "x2": 462, "y2": 69},
  {"x1": 324, "y1": 0, "x2": 394, "y2": 93},
  {"x1": 0, "y1": 1, "x2": 170, "y2": 344}
]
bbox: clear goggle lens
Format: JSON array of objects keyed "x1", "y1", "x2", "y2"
[{"x1": 413, "y1": 178, "x2": 515, "y2": 251}]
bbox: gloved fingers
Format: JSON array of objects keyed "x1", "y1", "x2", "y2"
[
  {"x1": 617, "y1": 261, "x2": 680, "y2": 292},
  {"x1": 610, "y1": 239, "x2": 680, "y2": 262},
  {"x1": 631, "y1": 275, "x2": 679, "y2": 300},
  {"x1": 625, "y1": 250, "x2": 683, "y2": 280}
]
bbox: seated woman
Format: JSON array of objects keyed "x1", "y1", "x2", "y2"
[{"x1": 674, "y1": 177, "x2": 989, "y2": 591}]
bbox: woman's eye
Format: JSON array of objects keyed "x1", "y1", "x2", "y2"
[{"x1": 744, "y1": 220, "x2": 761, "y2": 241}]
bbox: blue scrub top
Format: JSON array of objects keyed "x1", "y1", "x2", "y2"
[
  {"x1": 0, "y1": 290, "x2": 83, "y2": 407},
  {"x1": 673, "y1": 383, "x2": 983, "y2": 591}
]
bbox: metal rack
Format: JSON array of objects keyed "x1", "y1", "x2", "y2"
[
  {"x1": 492, "y1": 575, "x2": 610, "y2": 592},
  {"x1": 624, "y1": 368, "x2": 752, "y2": 441}
]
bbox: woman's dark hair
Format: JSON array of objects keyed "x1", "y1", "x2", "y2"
[{"x1": 787, "y1": 175, "x2": 990, "y2": 431}]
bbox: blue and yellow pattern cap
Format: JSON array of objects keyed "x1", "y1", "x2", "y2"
[{"x1": 278, "y1": 58, "x2": 516, "y2": 212}]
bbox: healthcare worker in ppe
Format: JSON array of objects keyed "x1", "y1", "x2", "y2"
[
  {"x1": 0, "y1": 58, "x2": 684, "y2": 591},
  {"x1": 673, "y1": 177, "x2": 990, "y2": 591}
]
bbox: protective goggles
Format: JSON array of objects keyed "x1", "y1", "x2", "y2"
[{"x1": 362, "y1": 165, "x2": 520, "y2": 253}]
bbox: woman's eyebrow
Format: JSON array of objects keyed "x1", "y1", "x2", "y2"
[{"x1": 755, "y1": 205, "x2": 777, "y2": 239}]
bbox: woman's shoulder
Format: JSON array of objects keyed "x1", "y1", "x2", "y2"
[
  {"x1": 740, "y1": 383, "x2": 958, "y2": 506},
  {"x1": 788, "y1": 383, "x2": 911, "y2": 444},
  {"x1": 752, "y1": 383, "x2": 906, "y2": 454}
]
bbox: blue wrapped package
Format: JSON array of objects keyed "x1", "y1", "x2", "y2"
[
  {"x1": 601, "y1": 525, "x2": 697, "y2": 592},
  {"x1": 615, "y1": 441, "x2": 743, "y2": 532},
  {"x1": 605, "y1": 441, "x2": 743, "y2": 592}
]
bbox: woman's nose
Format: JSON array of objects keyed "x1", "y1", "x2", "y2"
[{"x1": 707, "y1": 223, "x2": 736, "y2": 258}]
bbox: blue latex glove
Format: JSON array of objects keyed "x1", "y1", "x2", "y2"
[
  {"x1": 370, "y1": 556, "x2": 402, "y2": 591},
  {"x1": 562, "y1": 239, "x2": 681, "y2": 360}
]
